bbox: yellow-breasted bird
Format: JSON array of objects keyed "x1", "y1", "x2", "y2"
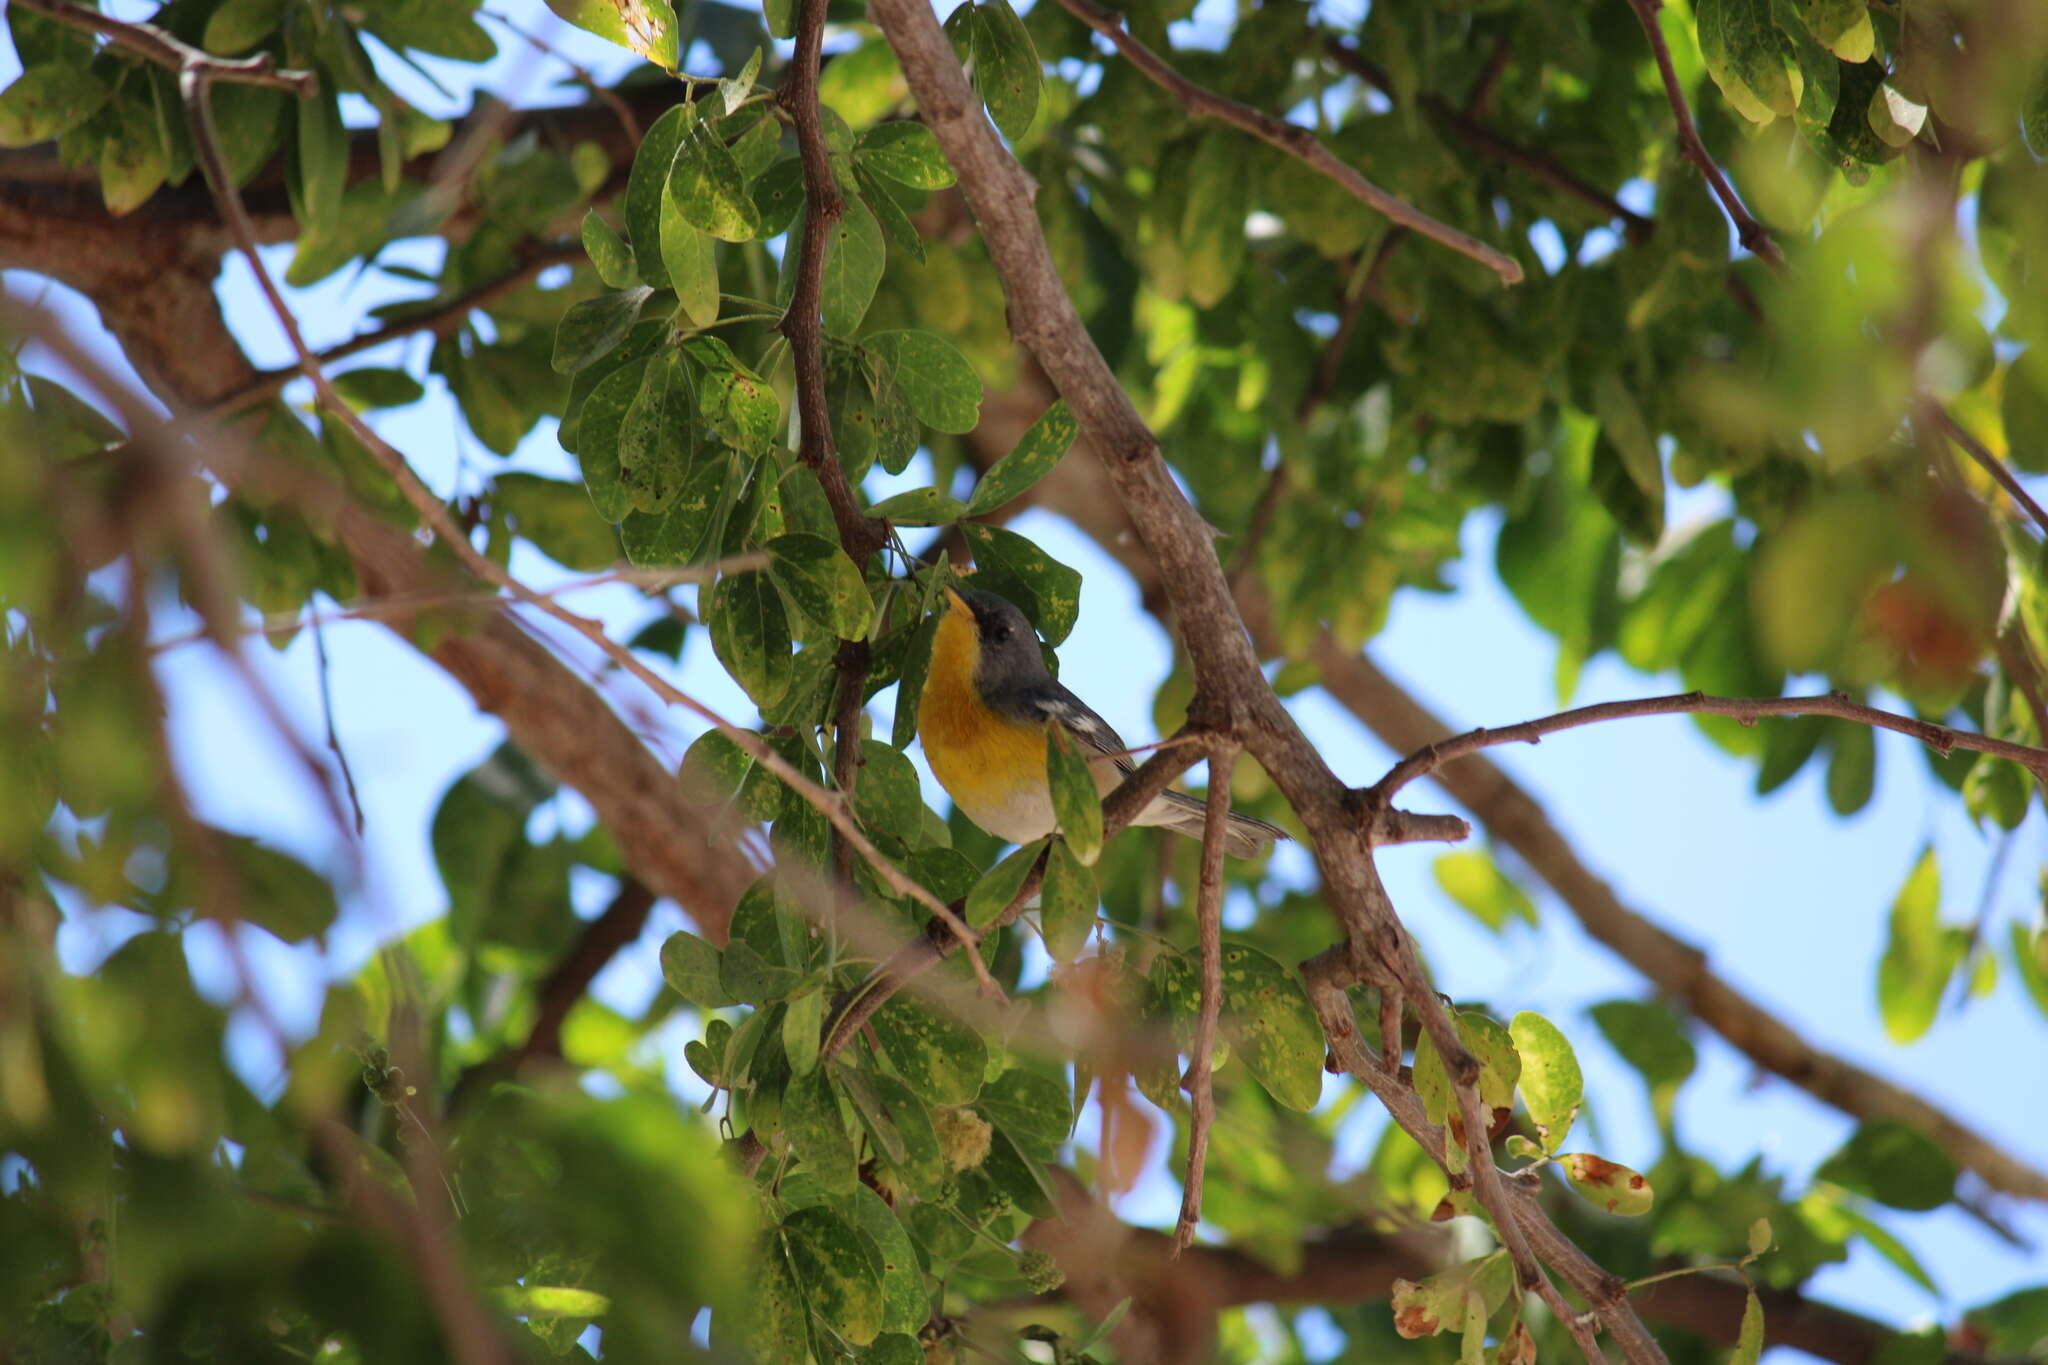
[{"x1": 917, "y1": 586, "x2": 1288, "y2": 858}]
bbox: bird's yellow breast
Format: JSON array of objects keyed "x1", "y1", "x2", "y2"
[{"x1": 918, "y1": 607, "x2": 1054, "y2": 839}]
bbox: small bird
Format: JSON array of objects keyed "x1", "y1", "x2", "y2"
[{"x1": 917, "y1": 585, "x2": 1288, "y2": 858}]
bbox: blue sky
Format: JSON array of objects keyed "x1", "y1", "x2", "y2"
[{"x1": 9, "y1": 0, "x2": 2048, "y2": 1355}]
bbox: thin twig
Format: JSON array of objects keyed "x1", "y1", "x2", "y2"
[
  {"x1": 147, "y1": 556, "x2": 767, "y2": 655},
  {"x1": 1054, "y1": 0, "x2": 1523, "y2": 285},
  {"x1": 1173, "y1": 741, "x2": 1236, "y2": 1254},
  {"x1": 12, "y1": 0, "x2": 319, "y2": 95},
  {"x1": 310, "y1": 613, "x2": 367, "y2": 837},
  {"x1": 779, "y1": 0, "x2": 883, "y2": 562},
  {"x1": 1371, "y1": 688, "x2": 2048, "y2": 801},
  {"x1": 1938, "y1": 410, "x2": 2048, "y2": 537},
  {"x1": 1620, "y1": 0, "x2": 1782, "y2": 266}
]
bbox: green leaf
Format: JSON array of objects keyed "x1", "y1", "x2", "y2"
[
  {"x1": 707, "y1": 570, "x2": 794, "y2": 707},
  {"x1": 1151, "y1": 942, "x2": 1324, "y2": 1111},
  {"x1": 1962, "y1": 1288, "x2": 2048, "y2": 1358},
  {"x1": 660, "y1": 930, "x2": 734, "y2": 1008},
  {"x1": 864, "y1": 330, "x2": 982, "y2": 434},
  {"x1": 959, "y1": 523, "x2": 1082, "y2": 645},
  {"x1": 620, "y1": 450, "x2": 728, "y2": 566},
  {"x1": 783, "y1": 984, "x2": 826, "y2": 1078},
  {"x1": 1816, "y1": 1120, "x2": 1957, "y2": 1211},
  {"x1": 1180, "y1": 127, "x2": 1248, "y2": 308},
  {"x1": 782, "y1": 1206, "x2": 886, "y2": 1346},
  {"x1": 544, "y1": 0, "x2": 679, "y2": 69},
  {"x1": 2010, "y1": 921, "x2": 2048, "y2": 1023},
  {"x1": 1558, "y1": 1153, "x2": 1654, "y2": 1216},
  {"x1": 966, "y1": 839, "x2": 1046, "y2": 928},
  {"x1": 670, "y1": 122, "x2": 764, "y2": 243},
  {"x1": 753, "y1": 156, "x2": 807, "y2": 236},
  {"x1": 2001, "y1": 350, "x2": 2048, "y2": 474},
  {"x1": 966, "y1": 400, "x2": 1077, "y2": 515},
  {"x1": 838, "y1": 1185, "x2": 928, "y2": 1335},
  {"x1": 1876, "y1": 847, "x2": 1959, "y2": 1044},
  {"x1": 782, "y1": 1064, "x2": 857, "y2": 1188},
  {"x1": 765, "y1": 532, "x2": 875, "y2": 639},
  {"x1": 679, "y1": 727, "x2": 785, "y2": 823},
  {"x1": 581, "y1": 209, "x2": 638, "y2": 290},
  {"x1": 222, "y1": 836, "x2": 339, "y2": 943},
  {"x1": 617, "y1": 349, "x2": 698, "y2": 513},
  {"x1": 1826, "y1": 720, "x2": 1876, "y2": 815},
  {"x1": 627, "y1": 104, "x2": 693, "y2": 287},
  {"x1": 1432, "y1": 849, "x2": 1539, "y2": 931},
  {"x1": 203, "y1": 0, "x2": 287, "y2": 53},
  {"x1": 867, "y1": 488, "x2": 966, "y2": 525},
  {"x1": 1698, "y1": 0, "x2": 1796, "y2": 123},
  {"x1": 296, "y1": 88, "x2": 347, "y2": 239},
  {"x1": 0, "y1": 66, "x2": 109, "y2": 148},
  {"x1": 763, "y1": 0, "x2": 795, "y2": 40},
  {"x1": 1045, "y1": 728, "x2": 1103, "y2": 864},
  {"x1": 738, "y1": 1240, "x2": 809, "y2": 1361},
  {"x1": 1039, "y1": 838, "x2": 1097, "y2": 964},
  {"x1": 972, "y1": 0, "x2": 1041, "y2": 141},
  {"x1": 819, "y1": 197, "x2": 887, "y2": 337},
  {"x1": 552, "y1": 286, "x2": 657, "y2": 375},
  {"x1": 1800, "y1": 0, "x2": 1873, "y2": 61},
  {"x1": 863, "y1": 1070, "x2": 948, "y2": 1194},
  {"x1": 855, "y1": 121, "x2": 957, "y2": 189},
  {"x1": 981, "y1": 1125, "x2": 1058, "y2": 1218},
  {"x1": 1589, "y1": 999, "x2": 1697, "y2": 1095},
  {"x1": 1823, "y1": 1197, "x2": 1939, "y2": 1294},
  {"x1": 892, "y1": 612, "x2": 940, "y2": 750},
  {"x1": 98, "y1": 97, "x2": 165, "y2": 216},
  {"x1": 1732, "y1": 1291, "x2": 1765, "y2": 1365},
  {"x1": 659, "y1": 201, "x2": 720, "y2": 328},
  {"x1": 330, "y1": 366, "x2": 426, "y2": 410},
  {"x1": 853, "y1": 741, "x2": 924, "y2": 836},
  {"x1": 868, "y1": 996, "x2": 986, "y2": 1105},
  {"x1": 1509, "y1": 1011, "x2": 1583, "y2": 1152},
  {"x1": 977, "y1": 1068, "x2": 1073, "y2": 1149},
  {"x1": 855, "y1": 162, "x2": 927, "y2": 264},
  {"x1": 495, "y1": 471, "x2": 619, "y2": 571},
  {"x1": 571, "y1": 357, "x2": 646, "y2": 521}
]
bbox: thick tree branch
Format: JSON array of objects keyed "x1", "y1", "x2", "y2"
[
  {"x1": 870, "y1": 4, "x2": 1660, "y2": 1357},
  {"x1": 1053, "y1": 0, "x2": 1523, "y2": 285}
]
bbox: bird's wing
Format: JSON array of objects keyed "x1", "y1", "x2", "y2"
[{"x1": 1015, "y1": 681, "x2": 1136, "y2": 775}]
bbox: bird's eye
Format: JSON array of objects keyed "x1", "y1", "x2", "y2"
[{"x1": 990, "y1": 625, "x2": 1010, "y2": 641}]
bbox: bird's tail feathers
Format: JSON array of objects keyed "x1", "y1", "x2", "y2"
[{"x1": 1146, "y1": 788, "x2": 1289, "y2": 859}]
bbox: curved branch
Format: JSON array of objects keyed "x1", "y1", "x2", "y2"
[{"x1": 1371, "y1": 689, "x2": 2048, "y2": 801}]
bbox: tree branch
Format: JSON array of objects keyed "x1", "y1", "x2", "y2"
[
  {"x1": 1620, "y1": 0, "x2": 1783, "y2": 266},
  {"x1": 12, "y1": 0, "x2": 320, "y2": 95},
  {"x1": 1371, "y1": 689, "x2": 2048, "y2": 801},
  {"x1": 1939, "y1": 410, "x2": 2048, "y2": 538},
  {"x1": 1322, "y1": 38, "x2": 1654, "y2": 245},
  {"x1": 1173, "y1": 740, "x2": 1234, "y2": 1254},
  {"x1": 778, "y1": 0, "x2": 883, "y2": 564},
  {"x1": 1052, "y1": 0, "x2": 1523, "y2": 285},
  {"x1": 869, "y1": 3, "x2": 1660, "y2": 1357}
]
